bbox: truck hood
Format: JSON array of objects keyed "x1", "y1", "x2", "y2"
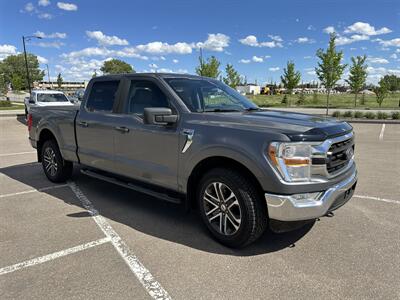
[{"x1": 187, "y1": 109, "x2": 352, "y2": 141}]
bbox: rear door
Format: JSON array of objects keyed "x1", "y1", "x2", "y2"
[
  {"x1": 113, "y1": 77, "x2": 180, "y2": 191},
  {"x1": 76, "y1": 79, "x2": 122, "y2": 172}
]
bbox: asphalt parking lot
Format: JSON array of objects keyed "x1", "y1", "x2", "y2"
[{"x1": 0, "y1": 116, "x2": 399, "y2": 299}]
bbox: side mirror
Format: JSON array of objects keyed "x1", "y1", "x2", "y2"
[
  {"x1": 143, "y1": 107, "x2": 177, "y2": 125},
  {"x1": 29, "y1": 99, "x2": 35, "y2": 104}
]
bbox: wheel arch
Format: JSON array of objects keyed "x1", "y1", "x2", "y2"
[
  {"x1": 186, "y1": 156, "x2": 266, "y2": 210},
  {"x1": 37, "y1": 128, "x2": 58, "y2": 162}
]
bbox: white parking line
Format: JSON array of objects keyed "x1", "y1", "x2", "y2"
[
  {"x1": 379, "y1": 124, "x2": 385, "y2": 140},
  {"x1": 68, "y1": 181, "x2": 172, "y2": 300},
  {"x1": 0, "y1": 237, "x2": 110, "y2": 276},
  {"x1": 0, "y1": 151, "x2": 36, "y2": 157},
  {"x1": 0, "y1": 184, "x2": 69, "y2": 199},
  {"x1": 354, "y1": 194, "x2": 400, "y2": 205}
]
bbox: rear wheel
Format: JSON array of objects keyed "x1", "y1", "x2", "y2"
[
  {"x1": 41, "y1": 140, "x2": 73, "y2": 183},
  {"x1": 197, "y1": 168, "x2": 267, "y2": 248}
]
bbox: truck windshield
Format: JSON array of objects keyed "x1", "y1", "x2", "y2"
[
  {"x1": 37, "y1": 93, "x2": 69, "y2": 103},
  {"x1": 164, "y1": 78, "x2": 259, "y2": 112}
]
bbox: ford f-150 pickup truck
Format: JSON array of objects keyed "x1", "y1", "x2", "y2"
[{"x1": 28, "y1": 73, "x2": 357, "y2": 248}]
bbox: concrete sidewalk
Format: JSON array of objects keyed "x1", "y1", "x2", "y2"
[{"x1": 0, "y1": 109, "x2": 25, "y2": 117}]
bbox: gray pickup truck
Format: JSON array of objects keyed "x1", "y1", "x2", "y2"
[{"x1": 28, "y1": 73, "x2": 357, "y2": 247}]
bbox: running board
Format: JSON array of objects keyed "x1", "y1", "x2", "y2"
[{"x1": 80, "y1": 169, "x2": 182, "y2": 204}]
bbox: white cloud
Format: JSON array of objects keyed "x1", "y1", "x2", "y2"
[
  {"x1": 304, "y1": 56, "x2": 312, "y2": 59},
  {"x1": 35, "y1": 41, "x2": 65, "y2": 48},
  {"x1": 367, "y1": 56, "x2": 389, "y2": 64},
  {"x1": 195, "y1": 33, "x2": 230, "y2": 52},
  {"x1": 136, "y1": 41, "x2": 192, "y2": 54},
  {"x1": 149, "y1": 63, "x2": 158, "y2": 68},
  {"x1": 34, "y1": 31, "x2": 67, "y2": 39},
  {"x1": 239, "y1": 35, "x2": 283, "y2": 48},
  {"x1": 172, "y1": 59, "x2": 179, "y2": 63},
  {"x1": 264, "y1": 55, "x2": 271, "y2": 59},
  {"x1": 307, "y1": 25, "x2": 316, "y2": 31},
  {"x1": 38, "y1": 13, "x2": 53, "y2": 19},
  {"x1": 86, "y1": 30, "x2": 129, "y2": 46},
  {"x1": 252, "y1": 55, "x2": 263, "y2": 63},
  {"x1": 336, "y1": 34, "x2": 369, "y2": 46},
  {"x1": 377, "y1": 38, "x2": 400, "y2": 48},
  {"x1": 269, "y1": 67, "x2": 280, "y2": 72},
  {"x1": 323, "y1": 26, "x2": 335, "y2": 34},
  {"x1": 239, "y1": 59, "x2": 251, "y2": 64},
  {"x1": 57, "y1": 2, "x2": 77, "y2": 11},
  {"x1": 390, "y1": 53, "x2": 398, "y2": 59},
  {"x1": 61, "y1": 47, "x2": 148, "y2": 60},
  {"x1": 344, "y1": 22, "x2": 392, "y2": 36},
  {"x1": 0, "y1": 44, "x2": 18, "y2": 60},
  {"x1": 268, "y1": 35, "x2": 283, "y2": 42},
  {"x1": 307, "y1": 70, "x2": 316, "y2": 76},
  {"x1": 24, "y1": 2, "x2": 35, "y2": 12},
  {"x1": 295, "y1": 37, "x2": 315, "y2": 44},
  {"x1": 37, "y1": 55, "x2": 48, "y2": 64},
  {"x1": 38, "y1": 0, "x2": 50, "y2": 6}
]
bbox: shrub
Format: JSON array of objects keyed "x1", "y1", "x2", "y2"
[
  {"x1": 391, "y1": 111, "x2": 400, "y2": 120},
  {"x1": 365, "y1": 112, "x2": 376, "y2": 119},
  {"x1": 296, "y1": 91, "x2": 306, "y2": 105},
  {"x1": 354, "y1": 111, "x2": 364, "y2": 118},
  {"x1": 343, "y1": 111, "x2": 353, "y2": 118},
  {"x1": 0, "y1": 100, "x2": 12, "y2": 107},
  {"x1": 332, "y1": 111, "x2": 341, "y2": 118},
  {"x1": 360, "y1": 93, "x2": 366, "y2": 105},
  {"x1": 377, "y1": 112, "x2": 388, "y2": 119},
  {"x1": 281, "y1": 94, "x2": 288, "y2": 104}
]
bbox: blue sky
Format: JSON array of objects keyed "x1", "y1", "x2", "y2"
[{"x1": 1, "y1": 0, "x2": 399, "y2": 84}]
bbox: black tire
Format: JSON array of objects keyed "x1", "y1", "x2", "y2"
[
  {"x1": 41, "y1": 140, "x2": 73, "y2": 183},
  {"x1": 197, "y1": 168, "x2": 267, "y2": 248}
]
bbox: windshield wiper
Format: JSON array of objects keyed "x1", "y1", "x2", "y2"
[
  {"x1": 204, "y1": 108, "x2": 242, "y2": 112},
  {"x1": 244, "y1": 107, "x2": 261, "y2": 112}
]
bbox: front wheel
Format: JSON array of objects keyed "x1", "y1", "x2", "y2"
[
  {"x1": 197, "y1": 168, "x2": 267, "y2": 248},
  {"x1": 41, "y1": 140, "x2": 73, "y2": 183}
]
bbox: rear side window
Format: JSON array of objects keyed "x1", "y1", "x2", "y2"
[{"x1": 86, "y1": 81, "x2": 119, "y2": 112}]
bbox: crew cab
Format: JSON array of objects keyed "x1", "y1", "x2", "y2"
[{"x1": 28, "y1": 73, "x2": 357, "y2": 247}]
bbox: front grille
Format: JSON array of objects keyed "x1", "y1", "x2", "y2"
[{"x1": 326, "y1": 137, "x2": 354, "y2": 174}]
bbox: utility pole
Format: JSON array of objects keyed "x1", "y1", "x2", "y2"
[
  {"x1": 46, "y1": 64, "x2": 51, "y2": 89},
  {"x1": 22, "y1": 35, "x2": 42, "y2": 95}
]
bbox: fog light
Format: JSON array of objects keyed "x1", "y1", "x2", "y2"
[{"x1": 289, "y1": 192, "x2": 323, "y2": 207}]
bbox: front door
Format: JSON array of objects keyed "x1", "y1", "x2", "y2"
[{"x1": 113, "y1": 79, "x2": 180, "y2": 191}]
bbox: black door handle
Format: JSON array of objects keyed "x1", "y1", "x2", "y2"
[
  {"x1": 78, "y1": 121, "x2": 89, "y2": 127},
  {"x1": 114, "y1": 126, "x2": 130, "y2": 133}
]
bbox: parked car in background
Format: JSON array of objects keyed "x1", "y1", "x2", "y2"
[
  {"x1": 69, "y1": 88, "x2": 86, "y2": 104},
  {"x1": 24, "y1": 90, "x2": 73, "y2": 115}
]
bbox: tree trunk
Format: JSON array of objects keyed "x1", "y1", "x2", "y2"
[
  {"x1": 326, "y1": 89, "x2": 331, "y2": 116},
  {"x1": 354, "y1": 92, "x2": 358, "y2": 108}
]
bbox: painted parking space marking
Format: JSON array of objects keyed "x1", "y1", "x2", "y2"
[
  {"x1": 0, "y1": 184, "x2": 69, "y2": 199},
  {"x1": 68, "y1": 181, "x2": 172, "y2": 300},
  {"x1": 0, "y1": 151, "x2": 36, "y2": 157},
  {"x1": 354, "y1": 194, "x2": 400, "y2": 205},
  {"x1": 0, "y1": 237, "x2": 110, "y2": 276},
  {"x1": 379, "y1": 124, "x2": 385, "y2": 140}
]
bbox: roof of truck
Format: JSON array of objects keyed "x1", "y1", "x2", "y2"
[{"x1": 92, "y1": 73, "x2": 210, "y2": 81}]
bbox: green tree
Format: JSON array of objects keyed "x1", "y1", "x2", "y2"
[
  {"x1": 57, "y1": 73, "x2": 63, "y2": 88},
  {"x1": 379, "y1": 74, "x2": 400, "y2": 107},
  {"x1": 0, "y1": 53, "x2": 44, "y2": 91},
  {"x1": 222, "y1": 64, "x2": 241, "y2": 88},
  {"x1": 100, "y1": 59, "x2": 134, "y2": 74},
  {"x1": 195, "y1": 56, "x2": 221, "y2": 78},
  {"x1": 280, "y1": 61, "x2": 301, "y2": 106},
  {"x1": 346, "y1": 55, "x2": 368, "y2": 107},
  {"x1": 0, "y1": 74, "x2": 8, "y2": 95},
  {"x1": 92, "y1": 70, "x2": 97, "y2": 78},
  {"x1": 315, "y1": 33, "x2": 347, "y2": 115},
  {"x1": 373, "y1": 82, "x2": 388, "y2": 107}
]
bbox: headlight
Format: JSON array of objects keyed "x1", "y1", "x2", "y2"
[{"x1": 268, "y1": 142, "x2": 313, "y2": 182}]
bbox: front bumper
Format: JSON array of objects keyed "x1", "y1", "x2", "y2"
[{"x1": 265, "y1": 168, "x2": 357, "y2": 221}]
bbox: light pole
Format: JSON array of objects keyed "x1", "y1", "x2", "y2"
[
  {"x1": 22, "y1": 35, "x2": 42, "y2": 95},
  {"x1": 45, "y1": 64, "x2": 52, "y2": 88}
]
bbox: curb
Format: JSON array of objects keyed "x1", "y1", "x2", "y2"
[{"x1": 344, "y1": 119, "x2": 400, "y2": 124}]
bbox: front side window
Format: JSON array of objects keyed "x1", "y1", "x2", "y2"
[
  {"x1": 164, "y1": 78, "x2": 258, "y2": 112},
  {"x1": 37, "y1": 93, "x2": 69, "y2": 103},
  {"x1": 86, "y1": 81, "x2": 119, "y2": 112},
  {"x1": 126, "y1": 80, "x2": 169, "y2": 115}
]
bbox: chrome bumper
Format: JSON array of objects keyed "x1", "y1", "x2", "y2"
[{"x1": 265, "y1": 168, "x2": 358, "y2": 221}]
